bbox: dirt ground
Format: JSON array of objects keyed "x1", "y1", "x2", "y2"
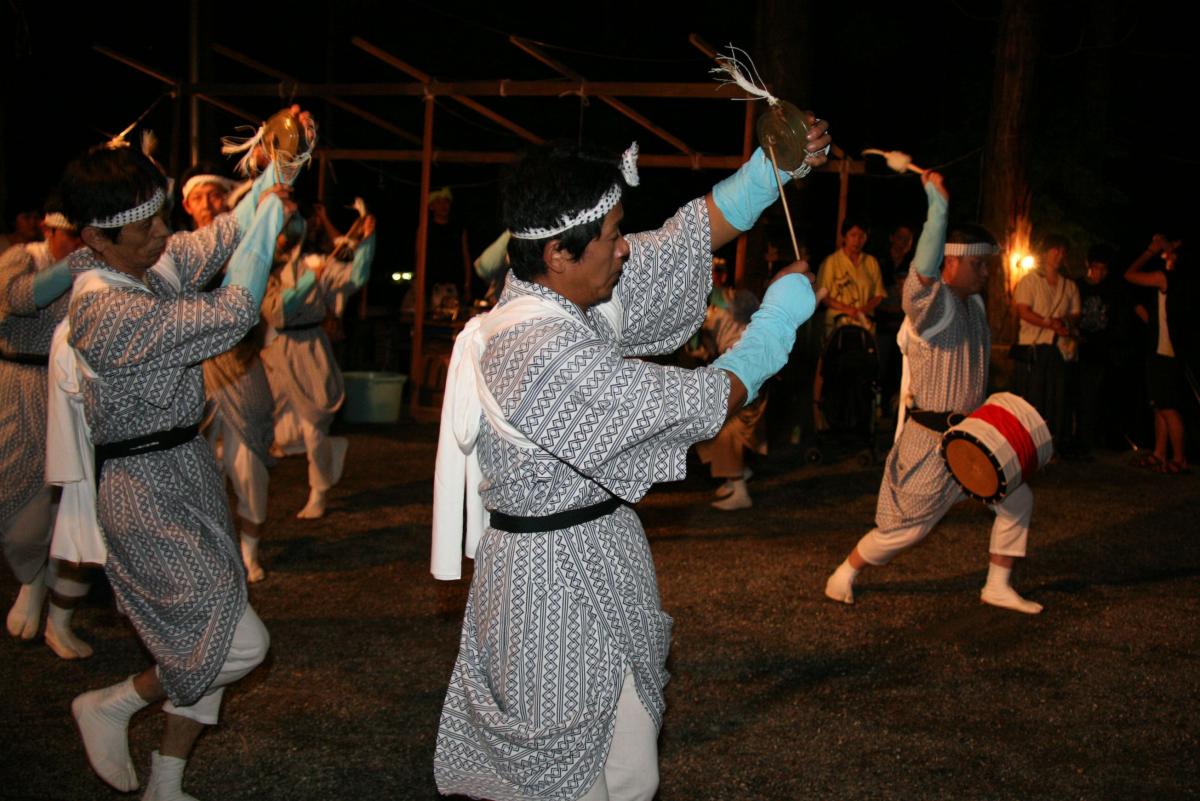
[{"x1": 2, "y1": 421, "x2": 1197, "y2": 801}]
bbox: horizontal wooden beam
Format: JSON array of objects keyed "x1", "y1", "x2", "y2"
[{"x1": 189, "y1": 80, "x2": 750, "y2": 99}]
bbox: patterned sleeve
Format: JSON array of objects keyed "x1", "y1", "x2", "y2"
[
  {"x1": 69, "y1": 284, "x2": 257, "y2": 375},
  {"x1": 166, "y1": 214, "x2": 242, "y2": 290},
  {"x1": 598, "y1": 197, "x2": 712, "y2": 357},
  {"x1": 0, "y1": 246, "x2": 36, "y2": 319},
  {"x1": 484, "y1": 318, "x2": 729, "y2": 497},
  {"x1": 902, "y1": 268, "x2": 957, "y2": 339}
]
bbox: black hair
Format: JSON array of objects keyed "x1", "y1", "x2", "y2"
[
  {"x1": 841, "y1": 216, "x2": 869, "y2": 237},
  {"x1": 502, "y1": 141, "x2": 623, "y2": 282},
  {"x1": 60, "y1": 145, "x2": 167, "y2": 242},
  {"x1": 1039, "y1": 233, "x2": 1070, "y2": 254},
  {"x1": 946, "y1": 223, "x2": 998, "y2": 248},
  {"x1": 1087, "y1": 243, "x2": 1115, "y2": 265}
]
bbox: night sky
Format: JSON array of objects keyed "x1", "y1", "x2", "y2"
[{"x1": 2, "y1": 0, "x2": 1196, "y2": 290}]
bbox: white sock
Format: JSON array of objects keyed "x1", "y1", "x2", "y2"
[
  {"x1": 824, "y1": 560, "x2": 861, "y2": 604},
  {"x1": 240, "y1": 534, "x2": 265, "y2": 583},
  {"x1": 72, "y1": 676, "x2": 149, "y2": 791},
  {"x1": 297, "y1": 488, "x2": 327, "y2": 519},
  {"x1": 711, "y1": 479, "x2": 751, "y2": 510},
  {"x1": 46, "y1": 602, "x2": 93, "y2": 659},
  {"x1": 6, "y1": 566, "x2": 48, "y2": 639},
  {"x1": 142, "y1": 750, "x2": 199, "y2": 801},
  {"x1": 981, "y1": 562, "x2": 1043, "y2": 614}
]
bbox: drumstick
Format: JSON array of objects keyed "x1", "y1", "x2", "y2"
[{"x1": 766, "y1": 142, "x2": 802, "y2": 262}]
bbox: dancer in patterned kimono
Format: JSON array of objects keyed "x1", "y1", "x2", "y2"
[
  {"x1": 181, "y1": 165, "x2": 275, "y2": 582},
  {"x1": 58, "y1": 143, "x2": 290, "y2": 800},
  {"x1": 260, "y1": 214, "x2": 376, "y2": 519},
  {"x1": 432, "y1": 119, "x2": 831, "y2": 801},
  {"x1": 1, "y1": 206, "x2": 95, "y2": 659},
  {"x1": 824, "y1": 172, "x2": 1042, "y2": 614}
]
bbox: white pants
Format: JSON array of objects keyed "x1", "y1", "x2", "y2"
[
  {"x1": 301, "y1": 419, "x2": 342, "y2": 491},
  {"x1": 162, "y1": 605, "x2": 269, "y2": 725},
  {"x1": 210, "y1": 419, "x2": 269, "y2": 525},
  {"x1": 856, "y1": 482, "x2": 1033, "y2": 566},
  {"x1": 578, "y1": 670, "x2": 659, "y2": 801}
]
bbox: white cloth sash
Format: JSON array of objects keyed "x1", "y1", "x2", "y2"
[
  {"x1": 430, "y1": 295, "x2": 577, "y2": 580},
  {"x1": 45, "y1": 264, "x2": 175, "y2": 565}
]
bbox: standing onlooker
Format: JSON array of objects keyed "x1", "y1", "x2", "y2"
[
  {"x1": 1074, "y1": 245, "x2": 1119, "y2": 456},
  {"x1": 1013, "y1": 234, "x2": 1080, "y2": 452},
  {"x1": 1125, "y1": 233, "x2": 1190, "y2": 473}
]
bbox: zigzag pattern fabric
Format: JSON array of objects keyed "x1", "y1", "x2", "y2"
[
  {"x1": 0, "y1": 243, "x2": 71, "y2": 576},
  {"x1": 435, "y1": 199, "x2": 731, "y2": 800},
  {"x1": 66, "y1": 218, "x2": 259, "y2": 706}
]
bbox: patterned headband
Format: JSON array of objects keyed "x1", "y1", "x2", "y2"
[
  {"x1": 511, "y1": 142, "x2": 640, "y2": 241},
  {"x1": 42, "y1": 212, "x2": 75, "y2": 231},
  {"x1": 87, "y1": 187, "x2": 166, "y2": 229},
  {"x1": 944, "y1": 242, "x2": 999, "y2": 257},
  {"x1": 182, "y1": 175, "x2": 235, "y2": 202}
]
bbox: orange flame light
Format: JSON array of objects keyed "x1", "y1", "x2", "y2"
[{"x1": 1004, "y1": 216, "x2": 1035, "y2": 293}]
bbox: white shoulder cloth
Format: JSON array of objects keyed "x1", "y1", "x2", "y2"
[{"x1": 430, "y1": 295, "x2": 576, "y2": 580}]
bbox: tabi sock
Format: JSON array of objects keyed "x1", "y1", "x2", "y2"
[
  {"x1": 824, "y1": 560, "x2": 861, "y2": 605},
  {"x1": 72, "y1": 676, "x2": 149, "y2": 791},
  {"x1": 6, "y1": 566, "x2": 48, "y2": 639},
  {"x1": 981, "y1": 562, "x2": 1043, "y2": 615},
  {"x1": 141, "y1": 751, "x2": 199, "y2": 801},
  {"x1": 711, "y1": 479, "x2": 752, "y2": 511},
  {"x1": 46, "y1": 601, "x2": 93, "y2": 660}
]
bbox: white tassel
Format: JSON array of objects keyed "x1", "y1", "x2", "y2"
[
  {"x1": 711, "y1": 45, "x2": 779, "y2": 106},
  {"x1": 862, "y1": 148, "x2": 927, "y2": 175},
  {"x1": 221, "y1": 125, "x2": 267, "y2": 178}
]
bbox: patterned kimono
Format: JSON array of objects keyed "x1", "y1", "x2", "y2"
[
  {"x1": 877, "y1": 269, "x2": 989, "y2": 530},
  {"x1": 66, "y1": 215, "x2": 258, "y2": 706},
  {"x1": 260, "y1": 246, "x2": 372, "y2": 459},
  {"x1": 435, "y1": 198, "x2": 730, "y2": 801},
  {"x1": 0, "y1": 243, "x2": 70, "y2": 581}
]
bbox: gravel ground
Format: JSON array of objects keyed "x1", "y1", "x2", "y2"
[{"x1": 2, "y1": 421, "x2": 1197, "y2": 801}]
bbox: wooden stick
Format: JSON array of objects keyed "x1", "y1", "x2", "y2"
[{"x1": 766, "y1": 142, "x2": 802, "y2": 261}]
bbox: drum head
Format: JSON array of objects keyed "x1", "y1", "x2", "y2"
[{"x1": 944, "y1": 438, "x2": 1000, "y2": 500}]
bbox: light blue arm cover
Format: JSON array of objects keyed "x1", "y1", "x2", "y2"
[
  {"x1": 221, "y1": 194, "x2": 284, "y2": 305},
  {"x1": 911, "y1": 182, "x2": 949, "y2": 279},
  {"x1": 711, "y1": 148, "x2": 793, "y2": 232},
  {"x1": 348, "y1": 234, "x2": 376, "y2": 290},
  {"x1": 232, "y1": 162, "x2": 283, "y2": 234},
  {"x1": 32, "y1": 259, "x2": 72, "y2": 307},
  {"x1": 712, "y1": 273, "x2": 817, "y2": 404},
  {"x1": 281, "y1": 269, "x2": 317, "y2": 318}
]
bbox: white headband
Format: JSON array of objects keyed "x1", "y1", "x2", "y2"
[
  {"x1": 87, "y1": 187, "x2": 166, "y2": 229},
  {"x1": 511, "y1": 142, "x2": 640, "y2": 241},
  {"x1": 182, "y1": 174, "x2": 235, "y2": 203},
  {"x1": 42, "y1": 212, "x2": 74, "y2": 231},
  {"x1": 944, "y1": 242, "x2": 999, "y2": 257}
]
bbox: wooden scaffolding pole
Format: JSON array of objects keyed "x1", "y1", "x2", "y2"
[{"x1": 410, "y1": 96, "x2": 435, "y2": 416}]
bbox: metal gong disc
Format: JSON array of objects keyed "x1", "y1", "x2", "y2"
[
  {"x1": 262, "y1": 109, "x2": 307, "y2": 162},
  {"x1": 756, "y1": 100, "x2": 811, "y2": 172}
]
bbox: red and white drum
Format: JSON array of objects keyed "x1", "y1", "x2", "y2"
[{"x1": 940, "y1": 392, "x2": 1053, "y2": 502}]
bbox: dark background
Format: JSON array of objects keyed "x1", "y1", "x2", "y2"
[{"x1": 2, "y1": 0, "x2": 1196, "y2": 296}]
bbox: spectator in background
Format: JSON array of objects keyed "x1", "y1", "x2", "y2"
[
  {"x1": 1125, "y1": 233, "x2": 1191, "y2": 473},
  {"x1": 1075, "y1": 244, "x2": 1120, "y2": 457},
  {"x1": 816, "y1": 217, "x2": 885, "y2": 333},
  {"x1": 0, "y1": 203, "x2": 43, "y2": 254},
  {"x1": 1013, "y1": 234, "x2": 1080, "y2": 453}
]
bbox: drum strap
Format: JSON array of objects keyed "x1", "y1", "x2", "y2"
[
  {"x1": 970, "y1": 405, "x2": 1038, "y2": 479},
  {"x1": 907, "y1": 409, "x2": 965, "y2": 433}
]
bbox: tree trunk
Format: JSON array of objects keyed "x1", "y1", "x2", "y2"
[{"x1": 980, "y1": 0, "x2": 1040, "y2": 345}]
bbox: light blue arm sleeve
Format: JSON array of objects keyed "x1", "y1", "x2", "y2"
[
  {"x1": 232, "y1": 163, "x2": 282, "y2": 234},
  {"x1": 712, "y1": 273, "x2": 817, "y2": 404},
  {"x1": 221, "y1": 194, "x2": 284, "y2": 305},
  {"x1": 348, "y1": 234, "x2": 375, "y2": 290},
  {"x1": 281, "y1": 269, "x2": 317, "y2": 319},
  {"x1": 474, "y1": 230, "x2": 510, "y2": 279},
  {"x1": 32, "y1": 260, "x2": 72, "y2": 307},
  {"x1": 711, "y1": 148, "x2": 793, "y2": 232},
  {"x1": 911, "y1": 182, "x2": 949, "y2": 279}
]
